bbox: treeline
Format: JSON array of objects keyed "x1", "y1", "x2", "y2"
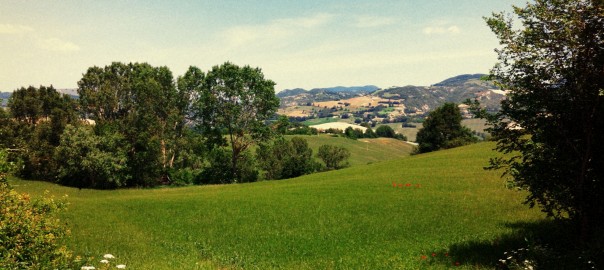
[{"x1": 0, "y1": 62, "x2": 349, "y2": 188}]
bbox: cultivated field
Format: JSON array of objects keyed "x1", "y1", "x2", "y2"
[{"x1": 11, "y1": 142, "x2": 545, "y2": 269}]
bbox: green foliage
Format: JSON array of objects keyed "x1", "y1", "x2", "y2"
[
  {"x1": 0, "y1": 150, "x2": 72, "y2": 269},
  {"x1": 78, "y1": 62, "x2": 183, "y2": 187},
  {"x1": 317, "y1": 144, "x2": 350, "y2": 170},
  {"x1": 256, "y1": 136, "x2": 317, "y2": 180},
  {"x1": 192, "y1": 62, "x2": 279, "y2": 183},
  {"x1": 363, "y1": 127, "x2": 378, "y2": 138},
  {"x1": 416, "y1": 102, "x2": 476, "y2": 153},
  {"x1": 483, "y1": 0, "x2": 604, "y2": 241},
  {"x1": 375, "y1": 125, "x2": 396, "y2": 138},
  {"x1": 54, "y1": 125, "x2": 130, "y2": 189},
  {"x1": 198, "y1": 147, "x2": 258, "y2": 184},
  {"x1": 6, "y1": 86, "x2": 79, "y2": 180},
  {"x1": 343, "y1": 126, "x2": 358, "y2": 140}
]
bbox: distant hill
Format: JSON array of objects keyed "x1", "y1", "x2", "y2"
[
  {"x1": 0, "y1": 92, "x2": 11, "y2": 107},
  {"x1": 277, "y1": 85, "x2": 378, "y2": 98},
  {"x1": 433, "y1": 74, "x2": 486, "y2": 87},
  {"x1": 278, "y1": 74, "x2": 505, "y2": 118},
  {"x1": 371, "y1": 74, "x2": 503, "y2": 112}
]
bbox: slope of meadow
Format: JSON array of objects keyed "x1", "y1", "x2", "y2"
[
  {"x1": 11, "y1": 142, "x2": 545, "y2": 269},
  {"x1": 292, "y1": 134, "x2": 415, "y2": 166}
]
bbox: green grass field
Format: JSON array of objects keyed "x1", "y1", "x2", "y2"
[
  {"x1": 301, "y1": 117, "x2": 339, "y2": 126},
  {"x1": 291, "y1": 135, "x2": 415, "y2": 166},
  {"x1": 11, "y1": 142, "x2": 546, "y2": 269}
]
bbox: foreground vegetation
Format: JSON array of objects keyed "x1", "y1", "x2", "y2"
[{"x1": 12, "y1": 143, "x2": 549, "y2": 269}]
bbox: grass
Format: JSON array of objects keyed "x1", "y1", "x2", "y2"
[
  {"x1": 11, "y1": 142, "x2": 546, "y2": 269},
  {"x1": 291, "y1": 134, "x2": 415, "y2": 166},
  {"x1": 301, "y1": 117, "x2": 339, "y2": 126}
]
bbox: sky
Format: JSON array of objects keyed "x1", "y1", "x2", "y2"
[{"x1": 0, "y1": 0, "x2": 526, "y2": 92}]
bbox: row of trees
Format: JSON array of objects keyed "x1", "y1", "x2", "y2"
[{"x1": 0, "y1": 62, "x2": 350, "y2": 188}]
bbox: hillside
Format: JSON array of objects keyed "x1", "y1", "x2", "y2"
[
  {"x1": 373, "y1": 74, "x2": 503, "y2": 112},
  {"x1": 278, "y1": 86, "x2": 379, "y2": 108},
  {"x1": 12, "y1": 142, "x2": 545, "y2": 269},
  {"x1": 278, "y1": 74, "x2": 505, "y2": 120},
  {"x1": 288, "y1": 135, "x2": 414, "y2": 166}
]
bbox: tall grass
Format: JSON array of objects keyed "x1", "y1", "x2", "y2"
[{"x1": 12, "y1": 142, "x2": 545, "y2": 269}]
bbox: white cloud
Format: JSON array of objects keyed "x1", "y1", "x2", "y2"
[
  {"x1": 423, "y1": 25, "x2": 461, "y2": 35},
  {"x1": 0, "y1": 23, "x2": 34, "y2": 34},
  {"x1": 354, "y1": 16, "x2": 397, "y2": 28},
  {"x1": 39, "y1": 38, "x2": 80, "y2": 52},
  {"x1": 222, "y1": 13, "x2": 335, "y2": 48}
]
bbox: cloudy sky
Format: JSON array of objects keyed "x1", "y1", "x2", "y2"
[{"x1": 0, "y1": 0, "x2": 525, "y2": 92}]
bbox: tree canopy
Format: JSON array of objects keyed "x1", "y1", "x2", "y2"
[
  {"x1": 480, "y1": 0, "x2": 604, "y2": 242},
  {"x1": 416, "y1": 102, "x2": 475, "y2": 153},
  {"x1": 191, "y1": 62, "x2": 279, "y2": 183}
]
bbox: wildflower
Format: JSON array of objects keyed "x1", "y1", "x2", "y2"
[
  {"x1": 81, "y1": 266, "x2": 95, "y2": 270},
  {"x1": 455, "y1": 261, "x2": 460, "y2": 266},
  {"x1": 392, "y1": 182, "x2": 396, "y2": 187},
  {"x1": 432, "y1": 253, "x2": 436, "y2": 257},
  {"x1": 103, "y1": 254, "x2": 115, "y2": 259},
  {"x1": 406, "y1": 183, "x2": 412, "y2": 187},
  {"x1": 116, "y1": 265, "x2": 126, "y2": 269},
  {"x1": 445, "y1": 253, "x2": 449, "y2": 257},
  {"x1": 100, "y1": 259, "x2": 109, "y2": 264},
  {"x1": 421, "y1": 255, "x2": 427, "y2": 260}
]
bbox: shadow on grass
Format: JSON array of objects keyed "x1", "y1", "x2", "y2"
[{"x1": 430, "y1": 220, "x2": 602, "y2": 269}]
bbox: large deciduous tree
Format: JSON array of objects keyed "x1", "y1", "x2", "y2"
[
  {"x1": 416, "y1": 102, "x2": 475, "y2": 153},
  {"x1": 192, "y1": 62, "x2": 279, "y2": 183},
  {"x1": 482, "y1": 0, "x2": 604, "y2": 241},
  {"x1": 78, "y1": 62, "x2": 183, "y2": 186}
]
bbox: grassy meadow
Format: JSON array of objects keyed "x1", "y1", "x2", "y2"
[
  {"x1": 11, "y1": 142, "x2": 546, "y2": 269},
  {"x1": 292, "y1": 135, "x2": 415, "y2": 166}
]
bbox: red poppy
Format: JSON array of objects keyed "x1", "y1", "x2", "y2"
[
  {"x1": 392, "y1": 182, "x2": 396, "y2": 187},
  {"x1": 420, "y1": 255, "x2": 427, "y2": 260},
  {"x1": 406, "y1": 183, "x2": 412, "y2": 187},
  {"x1": 445, "y1": 253, "x2": 449, "y2": 257},
  {"x1": 432, "y1": 253, "x2": 436, "y2": 257},
  {"x1": 455, "y1": 262, "x2": 460, "y2": 266}
]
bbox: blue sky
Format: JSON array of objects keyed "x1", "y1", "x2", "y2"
[{"x1": 0, "y1": 1, "x2": 526, "y2": 92}]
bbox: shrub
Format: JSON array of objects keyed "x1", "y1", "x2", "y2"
[
  {"x1": 0, "y1": 150, "x2": 73, "y2": 269},
  {"x1": 256, "y1": 137, "x2": 317, "y2": 180},
  {"x1": 198, "y1": 148, "x2": 258, "y2": 184},
  {"x1": 317, "y1": 144, "x2": 350, "y2": 170},
  {"x1": 375, "y1": 125, "x2": 396, "y2": 138}
]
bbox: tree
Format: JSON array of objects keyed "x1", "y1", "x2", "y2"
[
  {"x1": 317, "y1": 144, "x2": 350, "y2": 170},
  {"x1": 54, "y1": 125, "x2": 130, "y2": 189},
  {"x1": 78, "y1": 62, "x2": 182, "y2": 186},
  {"x1": 375, "y1": 125, "x2": 396, "y2": 138},
  {"x1": 6, "y1": 86, "x2": 79, "y2": 180},
  {"x1": 256, "y1": 137, "x2": 316, "y2": 180},
  {"x1": 193, "y1": 62, "x2": 279, "y2": 182},
  {"x1": 480, "y1": 0, "x2": 604, "y2": 242},
  {"x1": 415, "y1": 103, "x2": 475, "y2": 153}
]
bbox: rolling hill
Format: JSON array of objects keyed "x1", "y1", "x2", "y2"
[{"x1": 11, "y1": 142, "x2": 545, "y2": 269}]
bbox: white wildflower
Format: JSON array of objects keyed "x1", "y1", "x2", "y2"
[
  {"x1": 116, "y1": 264, "x2": 126, "y2": 269},
  {"x1": 103, "y1": 254, "x2": 115, "y2": 259},
  {"x1": 81, "y1": 266, "x2": 95, "y2": 270},
  {"x1": 100, "y1": 259, "x2": 109, "y2": 264}
]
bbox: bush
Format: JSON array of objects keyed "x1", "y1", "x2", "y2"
[
  {"x1": 375, "y1": 125, "x2": 396, "y2": 138},
  {"x1": 198, "y1": 148, "x2": 258, "y2": 184},
  {"x1": 256, "y1": 137, "x2": 317, "y2": 180},
  {"x1": 54, "y1": 125, "x2": 131, "y2": 189},
  {"x1": 0, "y1": 150, "x2": 73, "y2": 269},
  {"x1": 317, "y1": 144, "x2": 350, "y2": 170}
]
